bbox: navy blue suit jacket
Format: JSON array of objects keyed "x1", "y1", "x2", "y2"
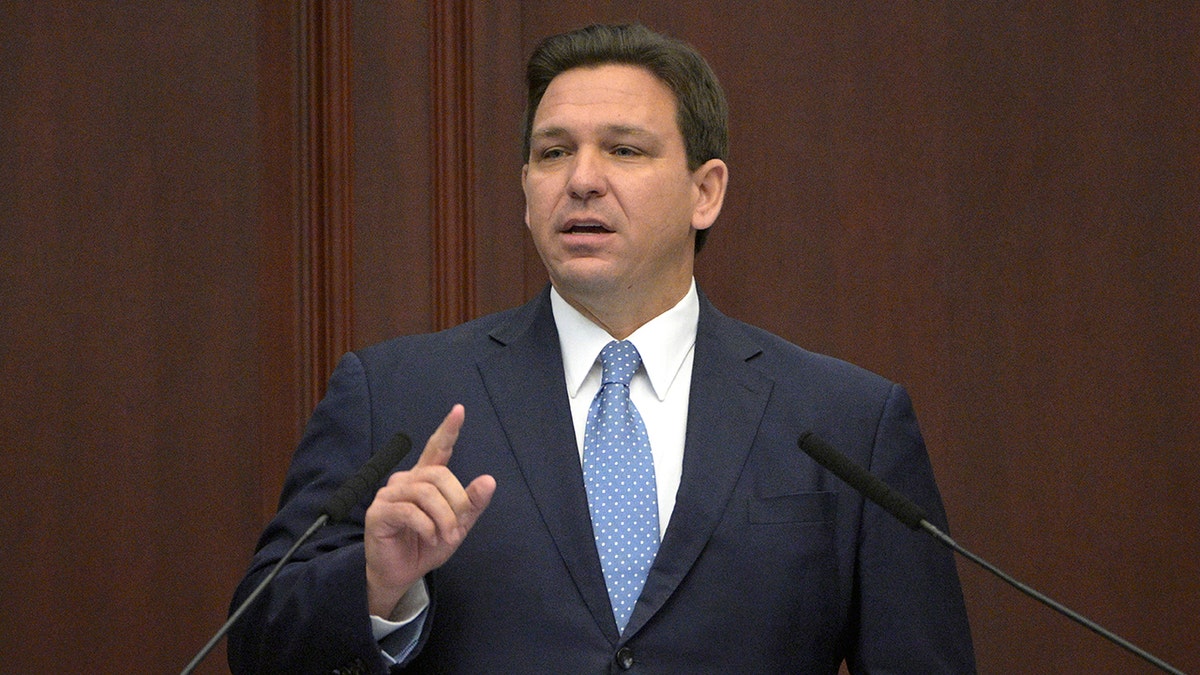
[{"x1": 229, "y1": 287, "x2": 974, "y2": 673}]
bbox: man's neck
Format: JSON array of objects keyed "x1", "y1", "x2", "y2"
[{"x1": 552, "y1": 281, "x2": 692, "y2": 340}]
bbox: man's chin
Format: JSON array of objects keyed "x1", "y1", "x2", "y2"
[{"x1": 548, "y1": 264, "x2": 622, "y2": 299}]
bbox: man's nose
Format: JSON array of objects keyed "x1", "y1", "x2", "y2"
[{"x1": 566, "y1": 147, "x2": 607, "y2": 200}]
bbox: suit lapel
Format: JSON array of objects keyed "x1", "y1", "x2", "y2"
[
  {"x1": 476, "y1": 290, "x2": 621, "y2": 642},
  {"x1": 623, "y1": 296, "x2": 773, "y2": 638}
]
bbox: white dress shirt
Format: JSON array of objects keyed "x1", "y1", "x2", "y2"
[{"x1": 551, "y1": 281, "x2": 698, "y2": 537}]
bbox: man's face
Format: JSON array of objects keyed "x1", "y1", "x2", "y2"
[{"x1": 523, "y1": 64, "x2": 725, "y2": 323}]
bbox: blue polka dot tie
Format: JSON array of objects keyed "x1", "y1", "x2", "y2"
[{"x1": 583, "y1": 340, "x2": 660, "y2": 633}]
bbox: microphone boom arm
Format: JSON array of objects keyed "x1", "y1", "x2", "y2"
[{"x1": 797, "y1": 432, "x2": 1186, "y2": 675}]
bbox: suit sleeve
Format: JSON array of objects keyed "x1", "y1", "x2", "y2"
[
  {"x1": 227, "y1": 352, "x2": 428, "y2": 674},
  {"x1": 847, "y1": 384, "x2": 977, "y2": 673}
]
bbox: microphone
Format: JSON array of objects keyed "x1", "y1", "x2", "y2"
[
  {"x1": 797, "y1": 430, "x2": 927, "y2": 529},
  {"x1": 796, "y1": 431, "x2": 1185, "y2": 675},
  {"x1": 181, "y1": 432, "x2": 413, "y2": 675},
  {"x1": 324, "y1": 432, "x2": 414, "y2": 522}
]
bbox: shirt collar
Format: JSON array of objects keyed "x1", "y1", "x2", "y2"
[{"x1": 552, "y1": 280, "x2": 699, "y2": 402}]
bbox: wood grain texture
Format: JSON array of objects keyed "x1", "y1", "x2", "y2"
[{"x1": 1, "y1": 2, "x2": 1195, "y2": 672}]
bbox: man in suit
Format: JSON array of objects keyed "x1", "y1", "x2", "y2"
[{"x1": 229, "y1": 23, "x2": 975, "y2": 673}]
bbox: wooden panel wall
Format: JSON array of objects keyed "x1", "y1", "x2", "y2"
[
  {"x1": 0, "y1": 2, "x2": 279, "y2": 672},
  {"x1": 1, "y1": 1, "x2": 1196, "y2": 672}
]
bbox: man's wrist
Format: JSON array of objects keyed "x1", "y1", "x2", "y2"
[{"x1": 384, "y1": 578, "x2": 429, "y2": 623}]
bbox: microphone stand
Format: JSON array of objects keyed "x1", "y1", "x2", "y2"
[
  {"x1": 920, "y1": 520, "x2": 1186, "y2": 675},
  {"x1": 179, "y1": 515, "x2": 327, "y2": 675},
  {"x1": 180, "y1": 431, "x2": 411, "y2": 674},
  {"x1": 798, "y1": 432, "x2": 1187, "y2": 675}
]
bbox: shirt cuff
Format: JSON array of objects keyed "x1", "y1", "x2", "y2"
[
  {"x1": 370, "y1": 579, "x2": 429, "y2": 638},
  {"x1": 371, "y1": 579, "x2": 430, "y2": 664}
]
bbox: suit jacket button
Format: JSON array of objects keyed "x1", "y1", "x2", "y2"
[{"x1": 615, "y1": 646, "x2": 635, "y2": 670}]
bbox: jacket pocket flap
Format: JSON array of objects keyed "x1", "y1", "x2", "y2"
[{"x1": 748, "y1": 491, "x2": 836, "y2": 524}]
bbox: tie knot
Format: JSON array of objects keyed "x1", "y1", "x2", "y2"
[{"x1": 599, "y1": 340, "x2": 641, "y2": 386}]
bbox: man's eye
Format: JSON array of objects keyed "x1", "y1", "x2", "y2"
[
  {"x1": 540, "y1": 147, "x2": 567, "y2": 160},
  {"x1": 612, "y1": 146, "x2": 641, "y2": 157}
]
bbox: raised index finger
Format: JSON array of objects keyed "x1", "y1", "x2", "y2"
[{"x1": 415, "y1": 404, "x2": 465, "y2": 468}]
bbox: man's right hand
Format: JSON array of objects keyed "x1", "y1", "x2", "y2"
[{"x1": 364, "y1": 404, "x2": 496, "y2": 618}]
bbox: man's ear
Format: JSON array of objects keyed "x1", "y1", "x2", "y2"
[
  {"x1": 521, "y1": 163, "x2": 531, "y2": 228},
  {"x1": 691, "y1": 158, "x2": 728, "y2": 232}
]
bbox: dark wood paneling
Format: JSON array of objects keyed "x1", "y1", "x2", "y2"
[
  {"x1": 352, "y1": 0, "x2": 534, "y2": 341},
  {"x1": 0, "y1": 2, "x2": 282, "y2": 671},
  {"x1": 3, "y1": 1, "x2": 1195, "y2": 672},
  {"x1": 256, "y1": 1, "x2": 306, "y2": 525},
  {"x1": 471, "y1": 0, "x2": 542, "y2": 312},
  {"x1": 429, "y1": 1, "x2": 478, "y2": 329},
  {"x1": 298, "y1": 0, "x2": 357, "y2": 418},
  {"x1": 0, "y1": 1, "x2": 358, "y2": 670},
  {"x1": 351, "y1": 1, "x2": 435, "y2": 344},
  {"x1": 933, "y1": 6, "x2": 1200, "y2": 671}
]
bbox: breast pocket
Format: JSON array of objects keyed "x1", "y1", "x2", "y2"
[{"x1": 747, "y1": 490, "x2": 836, "y2": 525}]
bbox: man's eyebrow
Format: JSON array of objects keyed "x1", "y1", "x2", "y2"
[
  {"x1": 529, "y1": 126, "x2": 569, "y2": 142},
  {"x1": 602, "y1": 124, "x2": 654, "y2": 138},
  {"x1": 529, "y1": 124, "x2": 656, "y2": 141}
]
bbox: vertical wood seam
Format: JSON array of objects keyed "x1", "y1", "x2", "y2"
[
  {"x1": 430, "y1": 1, "x2": 476, "y2": 330},
  {"x1": 298, "y1": 0, "x2": 355, "y2": 415}
]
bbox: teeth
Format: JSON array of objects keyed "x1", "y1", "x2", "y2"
[{"x1": 568, "y1": 223, "x2": 607, "y2": 233}]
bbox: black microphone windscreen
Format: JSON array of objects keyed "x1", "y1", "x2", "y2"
[
  {"x1": 797, "y1": 431, "x2": 927, "y2": 529},
  {"x1": 323, "y1": 432, "x2": 412, "y2": 523}
]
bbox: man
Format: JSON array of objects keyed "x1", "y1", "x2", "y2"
[{"x1": 229, "y1": 23, "x2": 975, "y2": 673}]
